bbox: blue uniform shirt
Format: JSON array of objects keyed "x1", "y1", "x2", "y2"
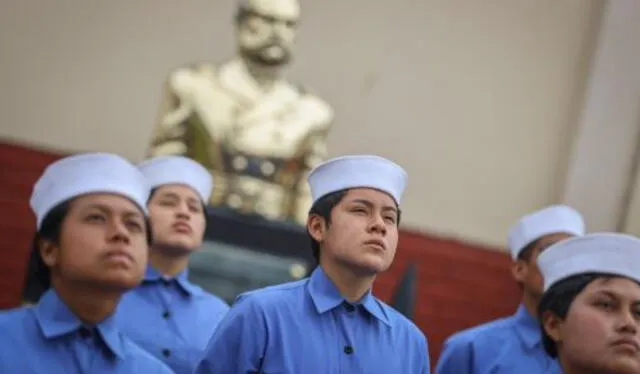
[
  {"x1": 0, "y1": 289, "x2": 173, "y2": 373},
  {"x1": 194, "y1": 266, "x2": 430, "y2": 374},
  {"x1": 117, "y1": 266, "x2": 229, "y2": 374},
  {"x1": 435, "y1": 304, "x2": 561, "y2": 374}
]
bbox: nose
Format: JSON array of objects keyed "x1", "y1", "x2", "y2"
[
  {"x1": 174, "y1": 202, "x2": 191, "y2": 220},
  {"x1": 617, "y1": 310, "x2": 639, "y2": 335},
  {"x1": 368, "y1": 214, "x2": 387, "y2": 235},
  {"x1": 108, "y1": 218, "x2": 131, "y2": 244}
]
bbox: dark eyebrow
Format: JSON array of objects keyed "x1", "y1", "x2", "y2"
[
  {"x1": 158, "y1": 191, "x2": 200, "y2": 205},
  {"x1": 83, "y1": 203, "x2": 144, "y2": 220},
  {"x1": 594, "y1": 290, "x2": 618, "y2": 299},
  {"x1": 350, "y1": 199, "x2": 398, "y2": 214},
  {"x1": 157, "y1": 192, "x2": 180, "y2": 200}
]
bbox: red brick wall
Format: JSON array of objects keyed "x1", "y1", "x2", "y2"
[
  {"x1": 0, "y1": 141, "x2": 63, "y2": 308},
  {"x1": 0, "y1": 140, "x2": 520, "y2": 364}
]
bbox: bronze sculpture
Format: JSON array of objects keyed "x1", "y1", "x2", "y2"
[{"x1": 147, "y1": 0, "x2": 334, "y2": 225}]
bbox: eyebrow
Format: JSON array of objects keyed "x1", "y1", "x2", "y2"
[
  {"x1": 157, "y1": 192, "x2": 199, "y2": 204},
  {"x1": 350, "y1": 199, "x2": 398, "y2": 214},
  {"x1": 249, "y1": 9, "x2": 298, "y2": 24},
  {"x1": 83, "y1": 203, "x2": 143, "y2": 220},
  {"x1": 594, "y1": 290, "x2": 618, "y2": 299},
  {"x1": 593, "y1": 289, "x2": 640, "y2": 305}
]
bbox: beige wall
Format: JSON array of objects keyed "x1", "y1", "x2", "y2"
[
  {"x1": 0, "y1": 0, "x2": 605, "y2": 248},
  {"x1": 563, "y1": 0, "x2": 640, "y2": 235}
]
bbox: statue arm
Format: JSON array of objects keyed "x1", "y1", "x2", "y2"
[
  {"x1": 292, "y1": 100, "x2": 334, "y2": 224},
  {"x1": 147, "y1": 70, "x2": 195, "y2": 157}
]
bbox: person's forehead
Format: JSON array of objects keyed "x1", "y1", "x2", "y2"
[
  {"x1": 247, "y1": 0, "x2": 300, "y2": 21},
  {"x1": 343, "y1": 188, "x2": 397, "y2": 207},
  {"x1": 73, "y1": 193, "x2": 140, "y2": 211},
  {"x1": 583, "y1": 277, "x2": 640, "y2": 299},
  {"x1": 154, "y1": 184, "x2": 200, "y2": 201}
]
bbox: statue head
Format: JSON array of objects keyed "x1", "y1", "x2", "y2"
[{"x1": 235, "y1": 0, "x2": 301, "y2": 67}]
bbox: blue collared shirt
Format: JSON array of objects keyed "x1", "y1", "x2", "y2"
[
  {"x1": 0, "y1": 289, "x2": 173, "y2": 373},
  {"x1": 435, "y1": 304, "x2": 561, "y2": 374},
  {"x1": 194, "y1": 266, "x2": 430, "y2": 374},
  {"x1": 116, "y1": 266, "x2": 229, "y2": 374}
]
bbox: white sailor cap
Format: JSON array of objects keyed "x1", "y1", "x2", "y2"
[
  {"x1": 307, "y1": 155, "x2": 408, "y2": 205},
  {"x1": 538, "y1": 232, "x2": 640, "y2": 292},
  {"x1": 30, "y1": 152, "x2": 150, "y2": 229},
  {"x1": 138, "y1": 156, "x2": 213, "y2": 202},
  {"x1": 507, "y1": 205, "x2": 585, "y2": 259}
]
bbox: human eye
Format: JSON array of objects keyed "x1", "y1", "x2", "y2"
[{"x1": 84, "y1": 212, "x2": 106, "y2": 223}]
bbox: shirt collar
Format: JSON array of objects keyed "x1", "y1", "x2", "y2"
[
  {"x1": 33, "y1": 289, "x2": 125, "y2": 359},
  {"x1": 143, "y1": 265, "x2": 202, "y2": 296},
  {"x1": 513, "y1": 303, "x2": 542, "y2": 349},
  {"x1": 307, "y1": 267, "x2": 391, "y2": 327}
]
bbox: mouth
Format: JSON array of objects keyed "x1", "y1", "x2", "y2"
[
  {"x1": 172, "y1": 222, "x2": 192, "y2": 234},
  {"x1": 104, "y1": 249, "x2": 134, "y2": 264},
  {"x1": 612, "y1": 338, "x2": 640, "y2": 353},
  {"x1": 364, "y1": 239, "x2": 386, "y2": 251}
]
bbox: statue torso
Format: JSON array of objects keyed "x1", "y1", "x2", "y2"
[{"x1": 149, "y1": 59, "x2": 333, "y2": 222}]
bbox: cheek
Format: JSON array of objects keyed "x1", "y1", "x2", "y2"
[
  {"x1": 239, "y1": 20, "x2": 273, "y2": 46},
  {"x1": 386, "y1": 227, "x2": 399, "y2": 245},
  {"x1": 62, "y1": 226, "x2": 101, "y2": 254},
  {"x1": 334, "y1": 218, "x2": 363, "y2": 242},
  {"x1": 58, "y1": 228, "x2": 102, "y2": 268},
  {"x1": 277, "y1": 27, "x2": 295, "y2": 44},
  {"x1": 563, "y1": 309, "x2": 609, "y2": 353},
  {"x1": 192, "y1": 216, "x2": 206, "y2": 238},
  {"x1": 149, "y1": 210, "x2": 173, "y2": 236},
  {"x1": 526, "y1": 266, "x2": 543, "y2": 285},
  {"x1": 323, "y1": 220, "x2": 356, "y2": 252},
  {"x1": 128, "y1": 234, "x2": 149, "y2": 263}
]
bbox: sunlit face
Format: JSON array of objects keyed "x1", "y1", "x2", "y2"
[
  {"x1": 41, "y1": 193, "x2": 148, "y2": 291},
  {"x1": 513, "y1": 232, "x2": 574, "y2": 298},
  {"x1": 148, "y1": 184, "x2": 206, "y2": 254},
  {"x1": 237, "y1": 0, "x2": 300, "y2": 66},
  {"x1": 544, "y1": 277, "x2": 640, "y2": 374},
  {"x1": 308, "y1": 188, "x2": 399, "y2": 276}
]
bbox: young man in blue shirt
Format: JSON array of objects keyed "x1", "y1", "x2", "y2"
[
  {"x1": 195, "y1": 154, "x2": 430, "y2": 373},
  {"x1": 436, "y1": 205, "x2": 585, "y2": 374}
]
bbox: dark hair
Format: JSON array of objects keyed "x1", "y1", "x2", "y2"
[
  {"x1": 22, "y1": 201, "x2": 70, "y2": 303},
  {"x1": 517, "y1": 238, "x2": 541, "y2": 263},
  {"x1": 538, "y1": 273, "x2": 613, "y2": 358},
  {"x1": 21, "y1": 198, "x2": 153, "y2": 303},
  {"x1": 307, "y1": 189, "x2": 402, "y2": 264},
  {"x1": 511, "y1": 239, "x2": 540, "y2": 291}
]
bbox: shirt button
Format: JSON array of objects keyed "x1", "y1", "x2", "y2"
[
  {"x1": 343, "y1": 345, "x2": 354, "y2": 355},
  {"x1": 162, "y1": 348, "x2": 171, "y2": 357},
  {"x1": 162, "y1": 310, "x2": 171, "y2": 319},
  {"x1": 344, "y1": 303, "x2": 356, "y2": 312}
]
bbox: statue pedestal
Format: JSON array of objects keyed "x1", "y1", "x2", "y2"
[{"x1": 188, "y1": 206, "x2": 315, "y2": 304}]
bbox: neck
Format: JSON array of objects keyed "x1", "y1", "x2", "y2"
[
  {"x1": 242, "y1": 58, "x2": 282, "y2": 91},
  {"x1": 320, "y1": 260, "x2": 376, "y2": 303},
  {"x1": 149, "y1": 247, "x2": 189, "y2": 278},
  {"x1": 522, "y1": 292, "x2": 541, "y2": 320},
  {"x1": 51, "y1": 277, "x2": 120, "y2": 325}
]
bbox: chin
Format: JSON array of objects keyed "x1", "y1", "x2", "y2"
[
  {"x1": 161, "y1": 237, "x2": 196, "y2": 252},
  {"x1": 606, "y1": 358, "x2": 640, "y2": 374},
  {"x1": 350, "y1": 258, "x2": 391, "y2": 275},
  {"x1": 98, "y1": 273, "x2": 143, "y2": 291}
]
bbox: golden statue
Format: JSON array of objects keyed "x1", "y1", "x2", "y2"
[{"x1": 147, "y1": 0, "x2": 334, "y2": 225}]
